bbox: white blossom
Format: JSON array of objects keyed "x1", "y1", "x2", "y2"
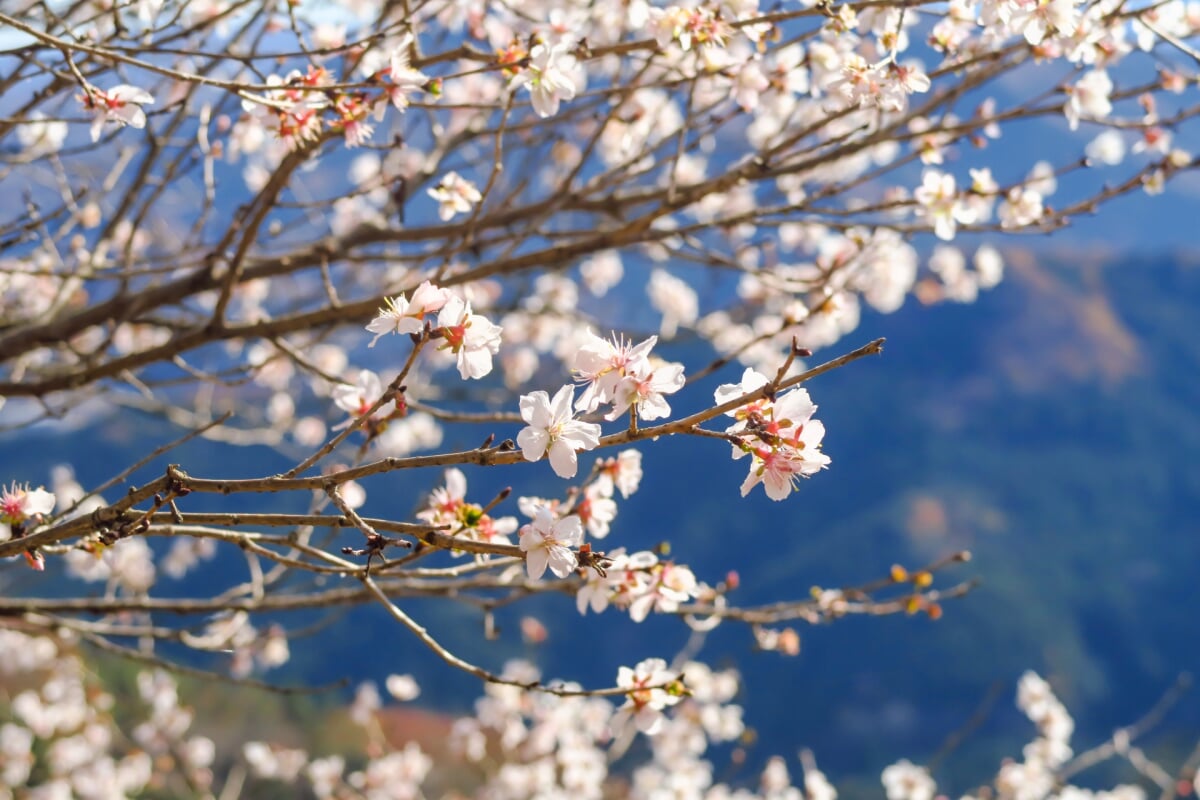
[
  {"x1": 517, "y1": 385, "x2": 602, "y2": 478},
  {"x1": 511, "y1": 43, "x2": 577, "y2": 117},
  {"x1": 519, "y1": 506, "x2": 583, "y2": 579}
]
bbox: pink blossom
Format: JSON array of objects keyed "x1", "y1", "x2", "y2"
[
  {"x1": 740, "y1": 432, "x2": 831, "y2": 502},
  {"x1": 366, "y1": 281, "x2": 450, "y2": 346},
  {"x1": 436, "y1": 295, "x2": 502, "y2": 380},
  {"x1": 573, "y1": 332, "x2": 658, "y2": 413},
  {"x1": 416, "y1": 468, "x2": 517, "y2": 546},
  {"x1": 82, "y1": 84, "x2": 154, "y2": 142},
  {"x1": 0, "y1": 483, "x2": 55, "y2": 526},
  {"x1": 333, "y1": 94, "x2": 373, "y2": 148},
  {"x1": 606, "y1": 359, "x2": 685, "y2": 422},
  {"x1": 574, "y1": 484, "x2": 617, "y2": 539}
]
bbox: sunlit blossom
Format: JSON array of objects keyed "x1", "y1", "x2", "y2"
[
  {"x1": 517, "y1": 385, "x2": 602, "y2": 479},
  {"x1": 81, "y1": 84, "x2": 154, "y2": 141},
  {"x1": 519, "y1": 506, "x2": 583, "y2": 579}
]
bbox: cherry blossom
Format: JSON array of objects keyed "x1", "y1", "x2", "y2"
[
  {"x1": 612, "y1": 658, "x2": 682, "y2": 735},
  {"x1": 571, "y1": 484, "x2": 616, "y2": 540},
  {"x1": 576, "y1": 547, "x2": 628, "y2": 615},
  {"x1": 914, "y1": 170, "x2": 977, "y2": 241},
  {"x1": 332, "y1": 94, "x2": 374, "y2": 148},
  {"x1": 436, "y1": 295, "x2": 503, "y2": 380},
  {"x1": 647, "y1": 270, "x2": 699, "y2": 338},
  {"x1": 0, "y1": 483, "x2": 55, "y2": 526},
  {"x1": 17, "y1": 112, "x2": 67, "y2": 157},
  {"x1": 386, "y1": 33, "x2": 429, "y2": 110},
  {"x1": 510, "y1": 43, "x2": 577, "y2": 118},
  {"x1": 416, "y1": 468, "x2": 517, "y2": 546},
  {"x1": 573, "y1": 332, "x2": 659, "y2": 413},
  {"x1": 1066, "y1": 70, "x2": 1114, "y2": 130},
  {"x1": 519, "y1": 506, "x2": 583, "y2": 579},
  {"x1": 517, "y1": 385, "x2": 602, "y2": 479},
  {"x1": 580, "y1": 251, "x2": 624, "y2": 296},
  {"x1": 999, "y1": 186, "x2": 1046, "y2": 228},
  {"x1": 607, "y1": 358, "x2": 686, "y2": 422},
  {"x1": 385, "y1": 674, "x2": 420, "y2": 701},
  {"x1": 714, "y1": 370, "x2": 831, "y2": 500},
  {"x1": 1132, "y1": 126, "x2": 1172, "y2": 156},
  {"x1": 81, "y1": 84, "x2": 154, "y2": 141},
  {"x1": 732, "y1": 60, "x2": 771, "y2": 112},
  {"x1": 881, "y1": 760, "x2": 936, "y2": 800},
  {"x1": 241, "y1": 68, "x2": 330, "y2": 151},
  {"x1": 1086, "y1": 130, "x2": 1127, "y2": 165},
  {"x1": 332, "y1": 369, "x2": 395, "y2": 428},
  {"x1": 628, "y1": 561, "x2": 700, "y2": 621},
  {"x1": 591, "y1": 549, "x2": 662, "y2": 617},
  {"x1": 594, "y1": 449, "x2": 644, "y2": 499},
  {"x1": 832, "y1": 57, "x2": 930, "y2": 112},
  {"x1": 428, "y1": 172, "x2": 482, "y2": 220},
  {"x1": 365, "y1": 281, "x2": 450, "y2": 346},
  {"x1": 740, "y1": 436, "x2": 830, "y2": 501}
]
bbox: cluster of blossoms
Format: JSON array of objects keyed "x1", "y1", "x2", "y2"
[
  {"x1": 412, "y1": 447, "x2": 706, "y2": 625},
  {"x1": 2, "y1": 631, "x2": 1165, "y2": 800},
  {"x1": 831, "y1": 56, "x2": 932, "y2": 113},
  {"x1": 238, "y1": 66, "x2": 333, "y2": 151},
  {"x1": 0, "y1": 630, "x2": 213, "y2": 798},
  {"x1": 364, "y1": 280, "x2": 503, "y2": 380},
  {"x1": 576, "y1": 547, "x2": 701, "y2": 622},
  {"x1": 715, "y1": 369, "x2": 831, "y2": 501},
  {"x1": 330, "y1": 281, "x2": 508, "y2": 446},
  {"x1": 573, "y1": 331, "x2": 686, "y2": 422},
  {"x1": 5, "y1": 0, "x2": 1199, "y2": 797},
  {"x1": 13, "y1": 0, "x2": 1192, "y2": 477},
  {"x1": 231, "y1": 37, "x2": 430, "y2": 153},
  {"x1": 994, "y1": 671, "x2": 1080, "y2": 800},
  {"x1": 648, "y1": 4, "x2": 735, "y2": 51},
  {"x1": 515, "y1": 449, "x2": 641, "y2": 579},
  {"x1": 417, "y1": 468, "x2": 519, "y2": 549},
  {"x1": 516, "y1": 332, "x2": 685, "y2": 480},
  {"x1": 880, "y1": 675, "x2": 1147, "y2": 800},
  {"x1": 179, "y1": 612, "x2": 291, "y2": 679}
]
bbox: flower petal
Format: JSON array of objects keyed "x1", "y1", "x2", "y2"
[
  {"x1": 548, "y1": 440, "x2": 579, "y2": 478},
  {"x1": 517, "y1": 428, "x2": 549, "y2": 462}
]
